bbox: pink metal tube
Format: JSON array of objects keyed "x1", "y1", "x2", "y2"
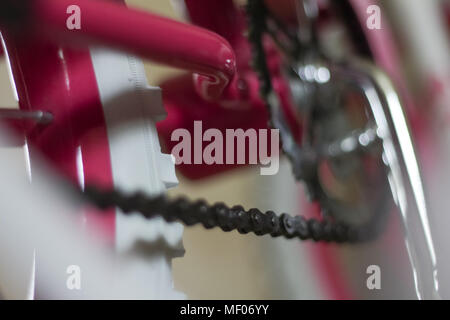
[{"x1": 9, "y1": 0, "x2": 237, "y2": 101}]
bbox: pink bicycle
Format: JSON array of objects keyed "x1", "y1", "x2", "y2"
[{"x1": 0, "y1": 0, "x2": 448, "y2": 300}]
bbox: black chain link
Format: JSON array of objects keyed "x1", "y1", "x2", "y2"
[{"x1": 83, "y1": 186, "x2": 376, "y2": 243}]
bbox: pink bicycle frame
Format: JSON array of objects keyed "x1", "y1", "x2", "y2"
[{"x1": 1, "y1": 0, "x2": 237, "y2": 102}]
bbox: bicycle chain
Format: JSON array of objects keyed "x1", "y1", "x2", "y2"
[
  {"x1": 81, "y1": 0, "x2": 383, "y2": 244},
  {"x1": 83, "y1": 186, "x2": 376, "y2": 243}
]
